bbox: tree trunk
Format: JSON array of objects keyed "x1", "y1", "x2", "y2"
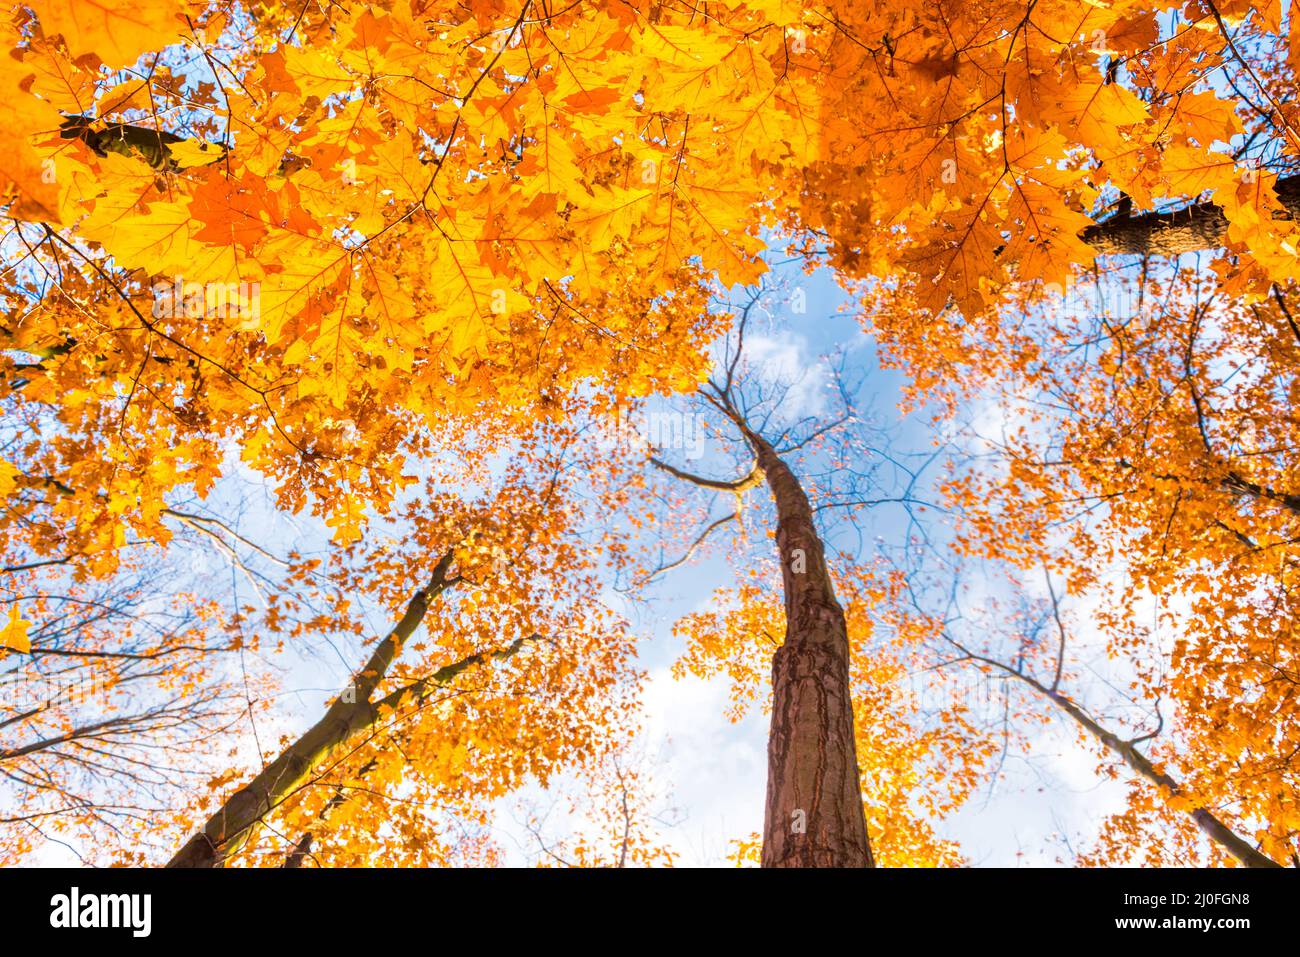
[
  {"x1": 167, "y1": 683, "x2": 394, "y2": 867},
  {"x1": 751, "y1": 435, "x2": 873, "y2": 868},
  {"x1": 169, "y1": 552, "x2": 457, "y2": 867}
]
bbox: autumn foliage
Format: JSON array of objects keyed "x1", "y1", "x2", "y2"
[{"x1": 1, "y1": 0, "x2": 1298, "y2": 867}]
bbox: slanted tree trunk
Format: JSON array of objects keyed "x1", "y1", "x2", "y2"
[
  {"x1": 953, "y1": 642, "x2": 1282, "y2": 868},
  {"x1": 168, "y1": 553, "x2": 455, "y2": 868},
  {"x1": 167, "y1": 664, "x2": 401, "y2": 867},
  {"x1": 746, "y1": 431, "x2": 873, "y2": 868},
  {"x1": 1046, "y1": 689, "x2": 1281, "y2": 869},
  {"x1": 169, "y1": 551, "x2": 530, "y2": 868}
]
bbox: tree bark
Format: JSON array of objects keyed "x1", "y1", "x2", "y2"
[
  {"x1": 748, "y1": 433, "x2": 874, "y2": 868},
  {"x1": 1079, "y1": 174, "x2": 1300, "y2": 256}
]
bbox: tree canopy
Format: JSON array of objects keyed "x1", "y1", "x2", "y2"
[{"x1": 1, "y1": 0, "x2": 1297, "y2": 868}]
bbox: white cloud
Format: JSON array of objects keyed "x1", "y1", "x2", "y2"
[
  {"x1": 638, "y1": 667, "x2": 766, "y2": 865},
  {"x1": 739, "y1": 331, "x2": 829, "y2": 420}
]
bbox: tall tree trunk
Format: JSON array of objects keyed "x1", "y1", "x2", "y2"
[{"x1": 749, "y1": 433, "x2": 873, "y2": 868}]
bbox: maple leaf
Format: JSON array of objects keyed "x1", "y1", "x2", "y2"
[
  {"x1": 168, "y1": 140, "x2": 224, "y2": 170},
  {"x1": 1, "y1": 605, "x2": 32, "y2": 654},
  {"x1": 0, "y1": 55, "x2": 67, "y2": 222},
  {"x1": 26, "y1": 0, "x2": 184, "y2": 68}
]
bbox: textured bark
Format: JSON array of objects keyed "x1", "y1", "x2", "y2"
[
  {"x1": 1080, "y1": 174, "x2": 1300, "y2": 256},
  {"x1": 750, "y1": 434, "x2": 873, "y2": 868}
]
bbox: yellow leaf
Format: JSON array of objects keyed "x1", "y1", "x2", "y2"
[
  {"x1": 1, "y1": 605, "x2": 32, "y2": 654},
  {"x1": 168, "y1": 139, "x2": 224, "y2": 169},
  {"x1": 27, "y1": 0, "x2": 184, "y2": 68},
  {"x1": 0, "y1": 56, "x2": 67, "y2": 222},
  {"x1": 0, "y1": 460, "x2": 18, "y2": 497}
]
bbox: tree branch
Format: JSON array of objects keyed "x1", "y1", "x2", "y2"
[{"x1": 1079, "y1": 174, "x2": 1300, "y2": 256}]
